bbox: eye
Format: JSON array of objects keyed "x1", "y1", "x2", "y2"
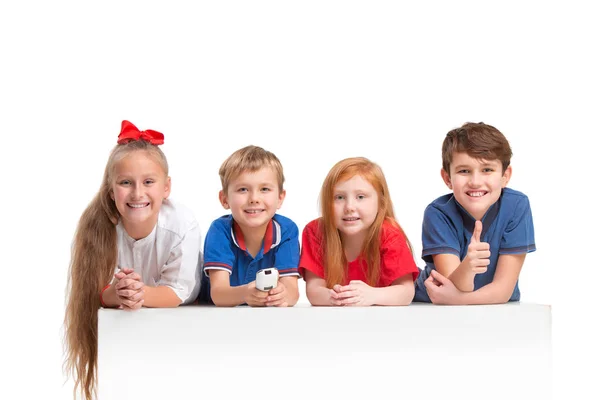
[
  {"x1": 119, "y1": 180, "x2": 131, "y2": 186},
  {"x1": 457, "y1": 169, "x2": 469, "y2": 174},
  {"x1": 237, "y1": 187, "x2": 248, "y2": 193},
  {"x1": 482, "y1": 168, "x2": 494, "y2": 173},
  {"x1": 144, "y1": 179, "x2": 155, "y2": 185},
  {"x1": 334, "y1": 195, "x2": 345, "y2": 200},
  {"x1": 357, "y1": 194, "x2": 366, "y2": 200},
  {"x1": 261, "y1": 187, "x2": 271, "y2": 192}
]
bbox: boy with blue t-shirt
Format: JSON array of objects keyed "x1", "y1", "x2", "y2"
[
  {"x1": 413, "y1": 122, "x2": 536, "y2": 304},
  {"x1": 200, "y1": 145, "x2": 300, "y2": 307}
]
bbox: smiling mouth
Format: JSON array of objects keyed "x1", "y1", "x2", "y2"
[
  {"x1": 127, "y1": 203, "x2": 150, "y2": 209},
  {"x1": 467, "y1": 191, "x2": 488, "y2": 198},
  {"x1": 244, "y1": 209, "x2": 264, "y2": 214},
  {"x1": 343, "y1": 217, "x2": 360, "y2": 221}
]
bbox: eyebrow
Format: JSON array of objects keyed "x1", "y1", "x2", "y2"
[
  {"x1": 233, "y1": 181, "x2": 277, "y2": 187},
  {"x1": 115, "y1": 173, "x2": 161, "y2": 179}
]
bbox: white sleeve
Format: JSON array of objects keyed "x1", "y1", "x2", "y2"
[{"x1": 158, "y1": 221, "x2": 203, "y2": 304}]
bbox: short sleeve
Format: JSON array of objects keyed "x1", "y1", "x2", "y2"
[
  {"x1": 298, "y1": 219, "x2": 325, "y2": 280},
  {"x1": 274, "y1": 220, "x2": 301, "y2": 277},
  {"x1": 500, "y1": 195, "x2": 536, "y2": 254},
  {"x1": 203, "y1": 217, "x2": 236, "y2": 275},
  {"x1": 379, "y1": 222, "x2": 420, "y2": 286},
  {"x1": 158, "y1": 221, "x2": 203, "y2": 304},
  {"x1": 421, "y1": 205, "x2": 461, "y2": 263}
]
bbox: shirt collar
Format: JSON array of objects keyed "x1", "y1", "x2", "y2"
[
  {"x1": 229, "y1": 216, "x2": 281, "y2": 255},
  {"x1": 453, "y1": 190, "x2": 502, "y2": 238}
]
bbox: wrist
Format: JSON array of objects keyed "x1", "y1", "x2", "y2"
[{"x1": 100, "y1": 284, "x2": 119, "y2": 308}]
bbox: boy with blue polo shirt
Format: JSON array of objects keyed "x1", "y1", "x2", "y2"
[
  {"x1": 413, "y1": 122, "x2": 536, "y2": 305},
  {"x1": 200, "y1": 145, "x2": 300, "y2": 307}
]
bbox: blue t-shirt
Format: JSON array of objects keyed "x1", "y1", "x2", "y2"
[
  {"x1": 198, "y1": 214, "x2": 300, "y2": 303},
  {"x1": 413, "y1": 188, "x2": 536, "y2": 302}
]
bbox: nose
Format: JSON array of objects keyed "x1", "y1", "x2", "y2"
[
  {"x1": 133, "y1": 183, "x2": 144, "y2": 199},
  {"x1": 249, "y1": 189, "x2": 259, "y2": 204},
  {"x1": 469, "y1": 172, "x2": 482, "y2": 187},
  {"x1": 344, "y1": 198, "x2": 356, "y2": 213}
]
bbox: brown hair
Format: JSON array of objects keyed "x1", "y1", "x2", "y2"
[
  {"x1": 319, "y1": 157, "x2": 412, "y2": 288},
  {"x1": 219, "y1": 145, "x2": 284, "y2": 193},
  {"x1": 442, "y1": 122, "x2": 512, "y2": 175},
  {"x1": 63, "y1": 140, "x2": 168, "y2": 400}
]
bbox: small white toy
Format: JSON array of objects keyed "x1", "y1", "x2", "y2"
[{"x1": 256, "y1": 268, "x2": 279, "y2": 291}]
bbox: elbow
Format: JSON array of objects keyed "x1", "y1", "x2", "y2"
[
  {"x1": 305, "y1": 287, "x2": 324, "y2": 306},
  {"x1": 210, "y1": 288, "x2": 228, "y2": 307},
  {"x1": 398, "y1": 283, "x2": 415, "y2": 306}
]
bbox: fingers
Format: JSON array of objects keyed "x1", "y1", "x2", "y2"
[
  {"x1": 121, "y1": 298, "x2": 144, "y2": 310},
  {"x1": 430, "y1": 269, "x2": 450, "y2": 284},
  {"x1": 116, "y1": 288, "x2": 144, "y2": 301},
  {"x1": 334, "y1": 289, "x2": 359, "y2": 300},
  {"x1": 120, "y1": 268, "x2": 135, "y2": 274},
  {"x1": 424, "y1": 276, "x2": 438, "y2": 292},
  {"x1": 115, "y1": 279, "x2": 144, "y2": 291},
  {"x1": 471, "y1": 220, "x2": 482, "y2": 243},
  {"x1": 341, "y1": 296, "x2": 362, "y2": 306},
  {"x1": 332, "y1": 284, "x2": 343, "y2": 293},
  {"x1": 247, "y1": 287, "x2": 268, "y2": 306},
  {"x1": 268, "y1": 284, "x2": 284, "y2": 296},
  {"x1": 265, "y1": 289, "x2": 286, "y2": 306}
]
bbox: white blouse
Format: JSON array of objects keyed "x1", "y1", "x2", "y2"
[{"x1": 116, "y1": 199, "x2": 203, "y2": 304}]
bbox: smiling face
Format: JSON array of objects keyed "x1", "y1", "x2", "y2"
[
  {"x1": 219, "y1": 166, "x2": 285, "y2": 233},
  {"x1": 332, "y1": 174, "x2": 379, "y2": 241},
  {"x1": 111, "y1": 150, "x2": 171, "y2": 239},
  {"x1": 442, "y1": 151, "x2": 511, "y2": 220}
]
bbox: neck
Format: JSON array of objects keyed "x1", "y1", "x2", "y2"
[
  {"x1": 122, "y1": 216, "x2": 158, "y2": 240},
  {"x1": 340, "y1": 231, "x2": 366, "y2": 262},
  {"x1": 239, "y1": 222, "x2": 269, "y2": 258}
]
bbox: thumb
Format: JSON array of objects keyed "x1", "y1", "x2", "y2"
[{"x1": 471, "y1": 220, "x2": 482, "y2": 243}]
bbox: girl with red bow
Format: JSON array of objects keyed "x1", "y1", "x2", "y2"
[{"x1": 64, "y1": 121, "x2": 202, "y2": 400}]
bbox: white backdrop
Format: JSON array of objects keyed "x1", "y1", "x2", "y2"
[{"x1": 1, "y1": 1, "x2": 597, "y2": 399}]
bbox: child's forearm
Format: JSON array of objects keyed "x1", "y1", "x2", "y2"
[
  {"x1": 280, "y1": 278, "x2": 300, "y2": 306},
  {"x1": 372, "y1": 283, "x2": 414, "y2": 306},
  {"x1": 306, "y1": 285, "x2": 334, "y2": 306},
  {"x1": 100, "y1": 284, "x2": 121, "y2": 308},
  {"x1": 211, "y1": 284, "x2": 249, "y2": 307},
  {"x1": 448, "y1": 262, "x2": 476, "y2": 292},
  {"x1": 142, "y1": 285, "x2": 183, "y2": 308},
  {"x1": 454, "y1": 282, "x2": 512, "y2": 305}
]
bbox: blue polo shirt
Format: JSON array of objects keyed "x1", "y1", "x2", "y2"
[
  {"x1": 198, "y1": 213, "x2": 300, "y2": 303},
  {"x1": 414, "y1": 187, "x2": 536, "y2": 302}
]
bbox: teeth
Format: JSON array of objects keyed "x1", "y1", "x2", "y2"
[
  {"x1": 128, "y1": 203, "x2": 148, "y2": 208},
  {"x1": 344, "y1": 217, "x2": 359, "y2": 221},
  {"x1": 245, "y1": 210, "x2": 262, "y2": 214},
  {"x1": 468, "y1": 192, "x2": 486, "y2": 197}
]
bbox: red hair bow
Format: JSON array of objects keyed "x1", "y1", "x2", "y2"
[{"x1": 117, "y1": 120, "x2": 164, "y2": 145}]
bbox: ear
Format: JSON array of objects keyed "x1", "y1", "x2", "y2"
[
  {"x1": 277, "y1": 189, "x2": 286, "y2": 209},
  {"x1": 219, "y1": 190, "x2": 230, "y2": 209},
  {"x1": 501, "y1": 165, "x2": 512, "y2": 188},
  {"x1": 440, "y1": 168, "x2": 452, "y2": 190},
  {"x1": 163, "y1": 176, "x2": 172, "y2": 199}
]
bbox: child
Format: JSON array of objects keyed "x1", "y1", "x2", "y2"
[
  {"x1": 201, "y1": 145, "x2": 300, "y2": 307},
  {"x1": 64, "y1": 121, "x2": 202, "y2": 400},
  {"x1": 413, "y1": 122, "x2": 536, "y2": 304},
  {"x1": 299, "y1": 157, "x2": 419, "y2": 306}
]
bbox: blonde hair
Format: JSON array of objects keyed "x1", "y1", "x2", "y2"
[
  {"x1": 63, "y1": 140, "x2": 168, "y2": 400},
  {"x1": 219, "y1": 145, "x2": 284, "y2": 192},
  {"x1": 319, "y1": 157, "x2": 412, "y2": 288}
]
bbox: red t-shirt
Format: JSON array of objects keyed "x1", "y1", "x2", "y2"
[{"x1": 299, "y1": 218, "x2": 419, "y2": 286}]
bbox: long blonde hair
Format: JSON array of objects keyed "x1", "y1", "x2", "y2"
[
  {"x1": 319, "y1": 157, "x2": 412, "y2": 288},
  {"x1": 64, "y1": 140, "x2": 168, "y2": 400}
]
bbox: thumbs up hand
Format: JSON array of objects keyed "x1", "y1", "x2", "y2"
[{"x1": 465, "y1": 220, "x2": 490, "y2": 274}]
